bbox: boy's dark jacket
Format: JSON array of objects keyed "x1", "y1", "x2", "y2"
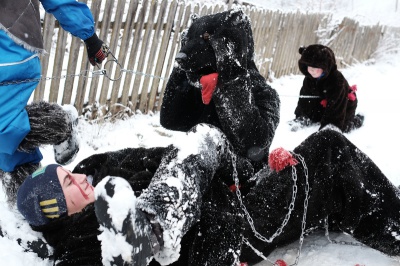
[{"x1": 295, "y1": 44, "x2": 358, "y2": 132}]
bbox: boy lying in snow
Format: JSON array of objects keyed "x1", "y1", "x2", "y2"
[{"x1": 16, "y1": 124, "x2": 400, "y2": 266}]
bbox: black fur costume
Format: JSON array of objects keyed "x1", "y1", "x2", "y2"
[
  {"x1": 294, "y1": 44, "x2": 363, "y2": 132},
  {"x1": 19, "y1": 128, "x2": 400, "y2": 265},
  {"x1": 160, "y1": 9, "x2": 280, "y2": 170}
]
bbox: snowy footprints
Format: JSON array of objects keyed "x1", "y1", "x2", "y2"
[{"x1": 94, "y1": 176, "x2": 155, "y2": 266}]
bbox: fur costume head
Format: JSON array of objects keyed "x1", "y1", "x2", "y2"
[
  {"x1": 298, "y1": 44, "x2": 337, "y2": 77},
  {"x1": 175, "y1": 9, "x2": 256, "y2": 87}
]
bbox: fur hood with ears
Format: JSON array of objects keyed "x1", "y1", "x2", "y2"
[{"x1": 298, "y1": 44, "x2": 337, "y2": 78}]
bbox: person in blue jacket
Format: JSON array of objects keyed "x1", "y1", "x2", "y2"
[{"x1": 0, "y1": 0, "x2": 106, "y2": 204}]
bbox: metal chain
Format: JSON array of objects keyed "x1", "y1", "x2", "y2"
[
  {"x1": 0, "y1": 47, "x2": 167, "y2": 86},
  {"x1": 325, "y1": 217, "x2": 400, "y2": 264},
  {"x1": 324, "y1": 217, "x2": 366, "y2": 247},
  {"x1": 0, "y1": 71, "x2": 91, "y2": 86},
  {"x1": 230, "y1": 148, "x2": 310, "y2": 266},
  {"x1": 292, "y1": 153, "x2": 310, "y2": 266},
  {"x1": 279, "y1": 94, "x2": 320, "y2": 99}
]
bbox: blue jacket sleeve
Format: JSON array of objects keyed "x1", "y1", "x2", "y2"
[{"x1": 40, "y1": 0, "x2": 95, "y2": 40}]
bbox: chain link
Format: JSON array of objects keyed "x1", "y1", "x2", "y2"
[
  {"x1": 0, "y1": 71, "x2": 92, "y2": 86},
  {"x1": 279, "y1": 94, "x2": 321, "y2": 99},
  {"x1": 230, "y1": 149, "x2": 310, "y2": 266},
  {"x1": 0, "y1": 47, "x2": 167, "y2": 86},
  {"x1": 324, "y1": 217, "x2": 366, "y2": 247}
]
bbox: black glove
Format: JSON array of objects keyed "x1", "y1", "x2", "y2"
[
  {"x1": 84, "y1": 33, "x2": 107, "y2": 66},
  {"x1": 209, "y1": 27, "x2": 248, "y2": 81}
]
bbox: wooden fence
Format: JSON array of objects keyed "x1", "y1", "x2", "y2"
[{"x1": 33, "y1": 0, "x2": 396, "y2": 117}]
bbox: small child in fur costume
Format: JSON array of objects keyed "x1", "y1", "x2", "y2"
[{"x1": 290, "y1": 44, "x2": 364, "y2": 132}]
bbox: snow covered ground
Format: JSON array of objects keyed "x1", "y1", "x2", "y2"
[{"x1": 1, "y1": 0, "x2": 400, "y2": 265}]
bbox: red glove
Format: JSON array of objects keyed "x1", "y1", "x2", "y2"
[
  {"x1": 348, "y1": 84, "x2": 357, "y2": 101},
  {"x1": 85, "y1": 33, "x2": 107, "y2": 66},
  {"x1": 320, "y1": 99, "x2": 327, "y2": 108},
  {"x1": 275, "y1": 259, "x2": 287, "y2": 266},
  {"x1": 268, "y1": 147, "x2": 298, "y2": 172},
  {"x1": 229, "y1": 184, "x2": 241, "y2": 192},
  {"x1": 200, "y1": 73, "x2": 218, "y2": 104}
]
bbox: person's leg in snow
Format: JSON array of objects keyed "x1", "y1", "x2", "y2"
[
  {"x1": 0, "y1": 162, "x2": 39, "y2": 205},
  {"x1": 94, "y1": 124, "x2": 230, "y2": 266},
  {"x1": 20, "y1": 101, "x2": 80, "y2": 165}
]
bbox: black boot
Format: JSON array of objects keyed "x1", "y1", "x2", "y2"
[
  {"x1": 18, "y1": 101, "x2": 80, "y2": 165},
  {"x1": 344, "y1": 113, "x2": 364, "y2": 133},
  {"x1": 0, "y1": 163, "x2": 40, "y2": 205}
]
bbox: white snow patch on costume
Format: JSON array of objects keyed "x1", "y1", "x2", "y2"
[{"x1": 94, "y1": 176, "x2": 136, "y2": 232}]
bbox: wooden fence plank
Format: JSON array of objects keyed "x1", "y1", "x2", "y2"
[
  {"x1": 109, "y1": 0, "x2": 140, "y2": 109},
  {"x1": 98, "y1": 0, "x2": 118, "y2": 105},
  {"x1": 74, "y1": 0, "x2": 101, "y2": 114},
  {"x1": 49, "y1": 28, "x2": 68, "y2": 103},
  {"x1": 37, "y1": 0, "x2": 398, "y2": 115},
  {"x1": 36, "y1": 13, "x2": 55, "y2": 101},
  {"x1": 131, "y1": 0, "x2": 158, "y2": 110},
  {"x1": 147, "y1": 0, "x2": 179, "y2": 112},
  {"x1": 138, "y1": 0, "x2": 169, "y2": 112},
  {"x1": 120, "y1": 0, "x2": 150, "y2": 108},
  {"x1": 106, "y1": 0, "x2": 129, "y2": 112},
  {"x1": 62, "y1": 0, "x2": 89, "y2": 106},
  {"x1": 157, "y1": 3, "x2": 192, "y2": 111}
]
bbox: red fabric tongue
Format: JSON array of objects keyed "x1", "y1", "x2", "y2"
[{"x1": 200, "y1": 73, "x2": 218, "y2": 105}]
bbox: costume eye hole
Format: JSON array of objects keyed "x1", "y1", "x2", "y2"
[{"x1": 201, "y1": 32, "x2": 210, "y2": 40}]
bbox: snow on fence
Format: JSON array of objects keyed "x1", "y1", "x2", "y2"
[{"x1": 33, "y1": 0, "x2": 393, "y2": 116}]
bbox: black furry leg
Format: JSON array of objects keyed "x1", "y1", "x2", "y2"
[
  {"x1": 0, "y1": 163, "x2": 40, "y2": 205},
  {"x1": 18, "y1": 101, "x2": 80, "y2": 165},
  {"x1": 18, "y1": 101, "x2": 72, "y2": 151}
]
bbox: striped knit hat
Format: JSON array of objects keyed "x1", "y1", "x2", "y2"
[{"x1": 17, "y1": 164, "x2": 67, "y2": 226}]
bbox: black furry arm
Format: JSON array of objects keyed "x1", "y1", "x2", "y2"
[
  {"x1": 73, "y1": 147, "x2": 166, "y2": 191},
  {"x1": 160, "y1": 68, "x2": 211, "y2": 131},
  {"x1": 319, "y1": 72, "x2": 349, "y2": 130},
  {"x1": 212, "y1": 70, "x2": 280, "y2": 162},
  {"x1": 294, "y1": 78, "x2": 322, "y2": 119}
]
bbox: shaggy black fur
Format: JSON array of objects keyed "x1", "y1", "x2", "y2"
[
  {"x1": 18, "y1": 101, "x2": 72, "y2": 152},
  {"x1": 160, "y1": 9, "x2": 280, "y2": 170}
]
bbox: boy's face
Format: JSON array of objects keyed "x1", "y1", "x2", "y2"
[
  {"x1": 57, "y1": 167, "x2": 95, "y2": 215},
  {"x1": 307, "y1": 66, "x2": 324, "y2": 78}
]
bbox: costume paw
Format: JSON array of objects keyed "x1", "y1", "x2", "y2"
[{"x1": 268, "y1": 147, "x2": 298, "y2": 172}]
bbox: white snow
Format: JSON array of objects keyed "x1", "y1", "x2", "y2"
[{"x1": 1, "y1": 1, "x2": 400, "y2": 265}]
